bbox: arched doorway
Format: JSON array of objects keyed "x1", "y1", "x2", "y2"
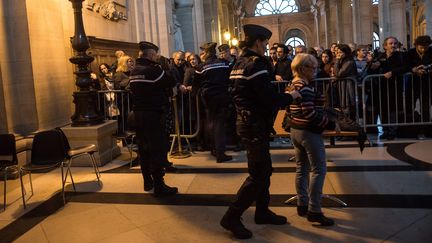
[{"x1": 284, "y1": 28, "x2": 306, "y2": 54}]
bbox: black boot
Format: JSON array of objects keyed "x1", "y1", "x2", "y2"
[
  {"x1": 220, "y1": 208, "x2": 252, "y2": 239},
  {"x1": 154, "y1": 177, "x2": 178, "y2": 196},
  {"x1": 162, "y1": 161, "x2": 177, "y2": 172},
  {"x1": 144, "y1": 174, "x2": 153, "y2": 191},
  {"x1": 307, "y1": 211, "x2": 335, "y2": 226},
  {"x1": 297, "y1": 205, "x2": 308, "y2": 217},
  {"x1": 216, "y1": 152, "x2": 232, "y2": 163},
  {"x1": 255, "y1": 209, "x2": 287, "y2": 225}
]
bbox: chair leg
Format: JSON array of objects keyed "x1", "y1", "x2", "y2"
[
  {"x1": 19, "y1": 169, "x2": 26, "y2": 209},
  {"x1": 60, "y1": 164, "x2": 66, "y2": 205},
  {"x1": 29, "y1": 172, "x2": 34, "y2": 195},
  {"x1": 89, "y1": 153, "x2": 100, "y2": 182},
  {"x1": 4, "y1": 167, "x2": 7, "y2": 211},
  {"x1": 65, "y1": 160, "x2": 76, "y2": 192}
]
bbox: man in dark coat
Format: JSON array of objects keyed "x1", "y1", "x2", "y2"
[
  {"x1": 274, "y1": 44, "x2": 293, "y2": 81},
  {"x1": 406, "y1": 35, "x2": 432, "y2": 139},
  {"x1": 219, "y1": 24, "x2": 301, "y2": 239},
  {"x1": 129, "y1": 41, "x2": 178, "y2": 196},
  {"x1": 370, "y1": 36, "x2": 408, "y2": 139}
]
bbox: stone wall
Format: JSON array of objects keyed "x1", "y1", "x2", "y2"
[{"x1": 242, "y1": 11, "x2": 316, "y2": 47}]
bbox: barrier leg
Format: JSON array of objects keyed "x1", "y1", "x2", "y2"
[{"x1": 169, "y1": 97, "x2": 192, "y2": 159}]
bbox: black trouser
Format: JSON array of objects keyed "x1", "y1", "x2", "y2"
[
  {"x1": 202, "y1": 94, "x2": 229, "y2": 153},
  {"x1": 378, "y1": 76, "x2": 404, "y2": 135},
  {"x1": 134, "y1": 109, "x2": 167, "y2": 179},
  {"x1": 229, "y1": 117, "x2": 272, "y2": 214},
  {"x1": 406, "y1": 74, "x2": 432, "y2": 133}
]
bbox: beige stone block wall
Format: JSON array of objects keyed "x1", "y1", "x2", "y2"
[
  {"x1": 25, "y1": 0, "x2": 74, "y2": 131},
  {"x1": 0, "y1": 0, "x2": 39, "y2": 134},
  {"x1": 242, "y1": 11, "x2": 316, "y2": 47}
]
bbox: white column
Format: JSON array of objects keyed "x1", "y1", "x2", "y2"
[{"x1": 352, "y1": 0, "x2": 373, "y2": 45}]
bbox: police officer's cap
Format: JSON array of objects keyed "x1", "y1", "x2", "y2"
[
  {"x1": 139, "y1": 41, "x2": 159, "y2": 52},
  {"x1": 243, "y1": 24, "x2": 272, "y2": 40},
  {"x1": 218, "y1": 44, "x2": 230, "y2": 52},
  {"x1": 200, "y1": 42, "x2": 217, "y2": 52},
  {"x1": 414, "y1": 35, "x2": 432, "y2": 46}
]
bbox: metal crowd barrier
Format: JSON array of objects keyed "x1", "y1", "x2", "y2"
[
  {"x1": 97, "y1": 90, "x2": 131, "y2": 135},
  {"x1": 271, "y1": 77, "x2": 360, "y2": 122},
  {"x1": 97, "y1": 89, "x2": 202, "y2": 159},
  {"x1": 361, "y1": 71, "x2": 432, "y2": 131},
  {"x1": 169, "y1": 92, "x2": 201, "y2": 158}
]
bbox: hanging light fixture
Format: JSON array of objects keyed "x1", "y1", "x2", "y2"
[
  {"x1": 223, "y1": 30, "x2": 231, "y2": 42},
  {"x1": 231, "y1": 37, "x2": 239, "y2": 46}
]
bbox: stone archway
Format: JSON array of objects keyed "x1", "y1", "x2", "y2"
[{"x1": 281, "y1": 22, "x2": 314, "y2": 47}]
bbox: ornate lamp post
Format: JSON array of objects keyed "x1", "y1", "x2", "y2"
[{"x1": 69, "y1": 0, "x2": 103, "y2": 126}]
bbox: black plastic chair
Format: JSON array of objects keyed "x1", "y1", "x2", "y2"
[
  {"x1": 0, "y1": 134, "x2": 20, "y2": 211},
  {"x1": 19, "y1": 130, "x2": 74, "y2": 208},
  {"x1": 56, "y1": 128, "x2": 101, "y2": 181}
]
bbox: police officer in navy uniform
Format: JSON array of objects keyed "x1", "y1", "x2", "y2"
[
  {"x1": 129, "y1": 41, "x2": 178, "y2": 196},
  {"x1": 220, "y1": 24, "x2": 301, "y2": 239},
  {"x1": 195, "y1": 42, "x2": 232, "y2": 162}
]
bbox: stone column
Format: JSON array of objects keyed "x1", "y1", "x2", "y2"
[
  {"x1": 321, "y1": 0, "x2": 330, "y2": 47},
  {"x1": 193, "y1": 0, "x2": 206, "y2": 50},
  {"x1": 0, "y1": 0, "x2": 38, "y2": 134},
  {"x1": 352, "y1": 0, "x2": 373, "y2": 45},
  {"x1": 335, "y1": 0, "x2": 343, "y2": 43},
  {"x1": 176, "y1": 0, "x2": 194, "y2": 51},
  {"x1": 311, "y1": 3, "x2": 320, "y2": 46},
  {"x1": 426, "y1": 0, "x2": 432, "y2": 35},
  {"x1": 340, "y1": 0, "x2": 353, "y2": 44},
  {"x1": 203, "y1": 0, "x2": 219, "y2": 43},
  {"x1": 379, "y1": 0, "x2": 407, "y2": 48},
  {"x1": 141, "y1": 0, "x2": 173, "y2": 56}
]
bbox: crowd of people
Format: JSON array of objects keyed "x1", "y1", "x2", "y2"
[
  {"x1": 90, "y1": 34, "x2": 432, "y2": 142},
  {"x1": 86, "y1": 26, "x2": 432, "y2": 239}
]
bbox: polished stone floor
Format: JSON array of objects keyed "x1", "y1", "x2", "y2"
[{"x1": 0, "y1": 138, "x2": 431, "y2": 242}]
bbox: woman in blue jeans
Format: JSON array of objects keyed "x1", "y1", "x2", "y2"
[{"x1": 285, "y1": 53, "x2": 340, "y2": 226}]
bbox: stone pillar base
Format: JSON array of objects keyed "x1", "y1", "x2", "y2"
[{"x1": 62, "y1": 120, "x2": 120, "y2": 166}]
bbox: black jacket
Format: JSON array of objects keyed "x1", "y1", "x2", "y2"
[
  {"x1": 274, "y1": 57, "x2": 293, "y2": 81},
  {"x1": 194, "y1": 56, "x2": 231, "y2": 98},
  {"x1": 334, "y1": 57, "x2": 358, "y2": 79},
  {"x1": 230, "y1": 49, "x2": 293, "y2": 121},
  {"x1": 375, "y1": 51, "x2": 408, "y2": 75},
  {"x1": 129, "y1": 58, "x2": 176, "y2": 111},
  {"x1": 406, "y1": 47, "x2": 432, "y2": 70}
]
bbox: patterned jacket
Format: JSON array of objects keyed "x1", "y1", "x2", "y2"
[{"x1": 285, "y1": 78, "x2": 335, "y2": 134}]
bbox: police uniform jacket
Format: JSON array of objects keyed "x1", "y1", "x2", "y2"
[
  {"x1": 195, "y1": 56, "x2": 231, "y2": 98},
  {"x1": 230, "y1": 49, "x2": 293, "y2": 131},
  {"x1": 129, "y1": 58, "x2": 176, "y2": 111}
]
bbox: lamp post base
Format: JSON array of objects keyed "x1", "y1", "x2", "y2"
[{"x1": 71, "y1": 91, "x2": 104, "y2": 127}]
